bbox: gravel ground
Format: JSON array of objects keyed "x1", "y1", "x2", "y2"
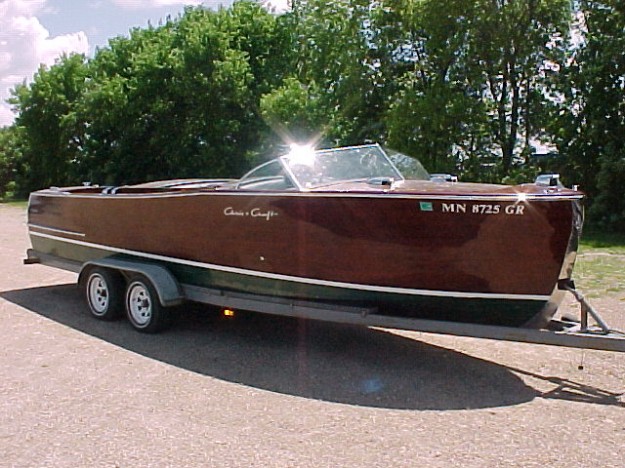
[{"x1": 1, "y1": 204, "x2": 623, "y2": 467}]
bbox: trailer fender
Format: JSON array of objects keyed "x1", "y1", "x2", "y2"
[{"x1": 79, "y1": 258, "x2": 184, "y2": 307}]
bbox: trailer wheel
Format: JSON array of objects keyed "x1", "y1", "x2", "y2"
[
  {"x1": 125, "y1": 275, "x2": 170, "y2": 333},
  {"x1": 84, "y1": 267, "x2": 124, "y2": 321}
]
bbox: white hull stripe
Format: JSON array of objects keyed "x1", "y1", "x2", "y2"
[
  {"x1": 30, "y1": 231, "x2": 551, "y2": 302},
  {"x1": 28, "y1": 223, "x2": 86, "y2": 238}
]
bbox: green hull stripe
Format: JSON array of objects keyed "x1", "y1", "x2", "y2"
[{"x1": 30, "y1": 231, "x2": 550, "y2": 302}]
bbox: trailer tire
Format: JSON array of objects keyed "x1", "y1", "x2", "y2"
[
  {"x1": 125, "y1": 275, "x2": 170, "y2": 333},
  {"x1": 84, "y1": 267, "x2": 125, "y2": 321}
]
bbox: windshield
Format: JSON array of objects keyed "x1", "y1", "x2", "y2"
[
  {"x1": 384, "y1": 147, "x2": 430, "y2": 180},
  {"x1": 282, "y1": 144, "x2": 404, "y2": 189}
]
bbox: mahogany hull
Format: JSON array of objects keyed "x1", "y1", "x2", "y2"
[{"x1": 27, "y1": 188, "x2": 582, "y2": 327}]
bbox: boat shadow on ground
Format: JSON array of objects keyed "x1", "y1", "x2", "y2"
[{"x1": 3, "y1": 284, "x2": 623, "y2": 410}]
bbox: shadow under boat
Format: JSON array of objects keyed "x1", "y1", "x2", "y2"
[{"x1": 2, "y1": 284, "x2": 622, "y2": 410}]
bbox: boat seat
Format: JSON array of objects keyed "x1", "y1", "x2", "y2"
[
  {"x1": 101, "y1": 186, "x2": 125, "y2": 194},
  {"x1": 238, "y1": 176, "x2": 295, "y2": 191}
]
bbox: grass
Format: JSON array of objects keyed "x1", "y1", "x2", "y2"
[
  {"x1": 574, "y1": 254, "x2": 625, "y2": 299},
  {"x1": 575, "y1": 229, "x2": 625, "y2": 298},
  {"x1": 579, "y1": 228, "x2": 625, "y2": 255},
  {"x1": 0, "y1": 199, "x2": 28, "y2": 208}
]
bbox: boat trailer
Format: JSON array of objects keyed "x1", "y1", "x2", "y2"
[
  {"x1": 184, "y1": 281, "x2": 625, "y2": 353},
  {"x1": 25, "y1": 250, "x2": 625, "y2": 353}
]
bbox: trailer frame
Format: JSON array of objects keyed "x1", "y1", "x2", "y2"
[{"x1": 25, "y1": 249, "x2": 625, "y2": 353}]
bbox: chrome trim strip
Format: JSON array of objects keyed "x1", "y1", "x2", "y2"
[
  {"x1": 31, "y1": 190, "x2": 584, "y2": 202},
  {"x1": 30, "y1": 231, "x2": 551, "y2": 302},
  {"x1": 28, "y1": 223, "x2": 86, "y2": 238}
]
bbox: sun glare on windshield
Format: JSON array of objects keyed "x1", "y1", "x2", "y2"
[{"x1": 286, "y1": 143, "x2": 316, "y2": 167}]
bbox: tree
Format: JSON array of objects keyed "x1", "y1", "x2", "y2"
[
  {"x1": 10, "y1": 53, "x2": 88, "y2": 192},
  {"x1": 260, "y1": 77, "x2": 326, "y2": 143},
  {"x1": 0, "y1": 126, "x2": 26, "y2": 198},
  {"x1": 370, "y1": 0, "x2": 571, "y2": 177},
  {"x1": 0, "y1": 0, "x2": 592, "y2": 199},
  {"x1": 554, "y1": 0, "x2": 625, "y2": 230},
  {"x1": 73, "y1": 11, "x2": 255, "y2": 185},
  {"x1": 466, "y1": 0, "x2": 571, "y2": 175},
  {"x1": 290, "y1": 0, "x2": 387, "y2": 145},
  {"x1": 374, "y1": 0, "x2": 485, "y2": 173},
  {"x1": 16, "y1": 1, "x2": 296, "y2": 186}
]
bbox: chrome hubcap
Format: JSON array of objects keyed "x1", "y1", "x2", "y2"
[
  {"x1": 88, "y1": 274, "x2": 109, "y2": 314},
  {"x1": 128, "y1": 283, "x2": 152, "y2": 326}
]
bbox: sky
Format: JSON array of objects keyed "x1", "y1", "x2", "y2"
[{"x1": 0, "y1": 0, "x2": 289, "y2": 127}]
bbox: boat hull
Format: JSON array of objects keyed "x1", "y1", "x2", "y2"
[{"x1": 27, "y1": 188, "x2": 582, "y2": 327}]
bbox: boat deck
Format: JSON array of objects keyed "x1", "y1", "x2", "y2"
[{"x1": 46, "y1": 179, "x2": 237, "y2": 196}]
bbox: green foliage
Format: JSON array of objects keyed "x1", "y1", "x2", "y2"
[
  {"x1": 574, "y1": 253, "x2": 625, "y2": 298},
  {"x1": 72, "y1": 2, "x2": 293, "y2": 185},
  {"x1": 552, "y1": 0, "x2": 625, "y2": 231},
  {"x1": 0, "y1": 126, "x2": 25, "y2": 199},
  {"x1": 467, "y1": 0, "x2": 571, "y2": 172},
  {"x1": 374, "y1": 0, "x2": 571, "y2": 177},
  {"x1": 1, "y1": 0, "x2": 624, "y2": 231},
  {"x1": 386, "y1": 83, "x2": 477, "y2": 173},
  {"x1": 591, "y1": 151, "x2": 625, "y2": 231},
  {"x1": 8, "y1": 1, "x2": 292, "y2": 187},
  {"x1": 10, "y1": 53, "x2": 88, "y2": 192},
  {"x1": 260, "y1": 77, "x2": 325, "y2": 142},
  {"x1": 576, "y1": 222, "x2": 625, "y2": 298},
  {"x1": 375, "y1": 0, "x2": 482, "y2": 172},
  {"x1": 581, "y1": 227, "x2": 625, "y2": 254},
  {"x1": 293, "y1": 0, "x2": 387, "y2": 144}
]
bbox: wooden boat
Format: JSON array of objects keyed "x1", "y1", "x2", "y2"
[{"x1": 27, "y1": 144, "x2": 584, "y2": 330}]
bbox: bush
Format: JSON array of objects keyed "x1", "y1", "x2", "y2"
[{"x1": 589, "y1": 151, "x2": 625, "y2": 232}]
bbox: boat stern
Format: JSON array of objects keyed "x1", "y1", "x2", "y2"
[{"x1": 524, "y1": 197, "x2": 584, "y2": 328}]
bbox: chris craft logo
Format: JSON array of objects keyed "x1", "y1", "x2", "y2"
[{"x1": 223, "y1": 206, "x2": 279, "y2": 221}]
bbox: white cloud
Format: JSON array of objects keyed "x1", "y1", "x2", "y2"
[
  {"x1": 0, "y1": 0, "x2": 47, "y2": 17},
  {"x1": 0, "y1": 0, "x2": 291, "y2": 126},
  {"x1": 0, "y1": 0, "x2": 89, "y2": 127}
]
